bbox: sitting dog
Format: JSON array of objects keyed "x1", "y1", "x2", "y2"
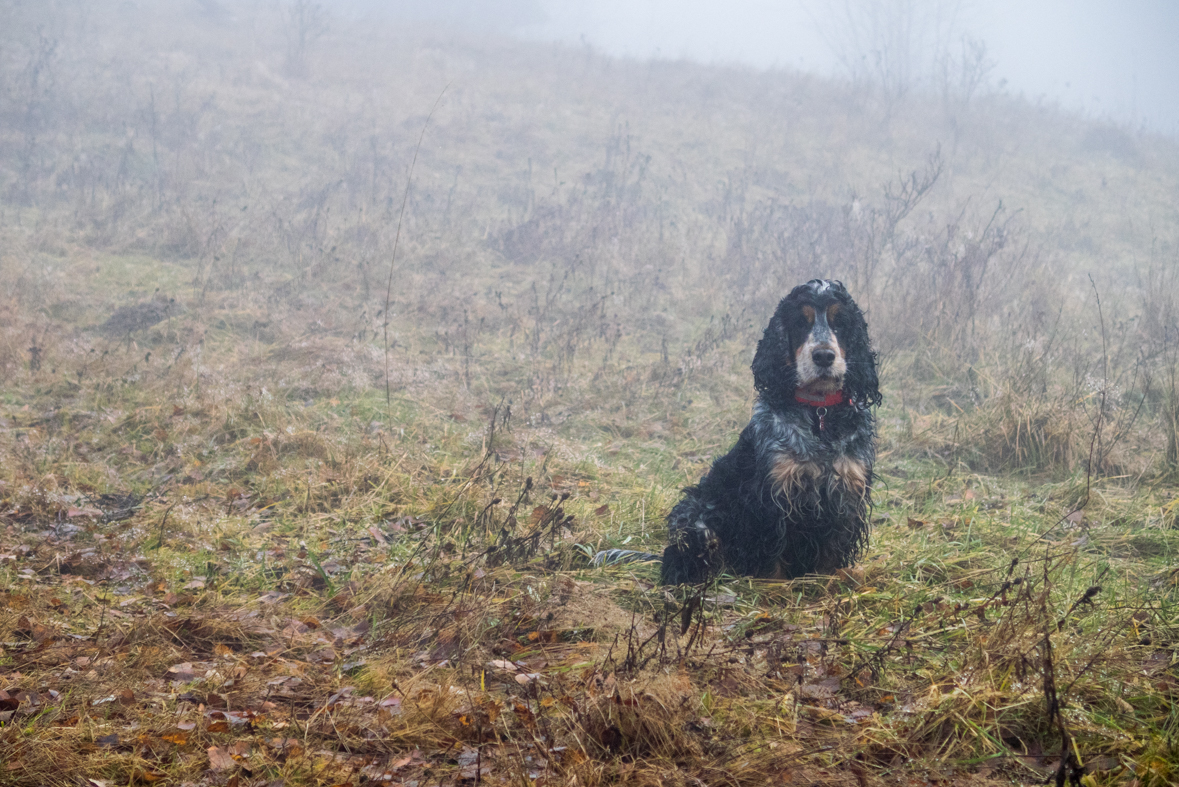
[{"x1": 660, "y1": 279, "x2": 881, "y2": 584}]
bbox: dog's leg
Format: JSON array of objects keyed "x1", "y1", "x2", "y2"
[{"x1": 661, "y1": 494, "x2": 721, "y2": 584}]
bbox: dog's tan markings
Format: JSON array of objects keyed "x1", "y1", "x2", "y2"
[
  {"x1": 801, "y1": 305, "x2": 815, "y2": 324},
  {"x1": 769, "y1": 455, "x2": 822, "y2": 497},
  {"x1": 832, "y1": 456, "x2": 869, "y2": 497},
  {"x1": 826, "y1": 303, "x2": 841, "y2": 321}
]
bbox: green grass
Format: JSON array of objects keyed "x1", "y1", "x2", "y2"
[{"x1": 1, "y1": 2, "x2": 1179, "y2": 785}]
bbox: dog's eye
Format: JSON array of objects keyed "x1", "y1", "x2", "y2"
[
  {"x1": 826, "y1": 303, "x2": 841, "y2": 322},
  {"x1": 800, "y1": 305, "x2": 815, "y2": 325}
]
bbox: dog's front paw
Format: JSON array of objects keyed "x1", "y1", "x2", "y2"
[{"x1": 661, "y1": 518, "x2": 720, "y2": 584}]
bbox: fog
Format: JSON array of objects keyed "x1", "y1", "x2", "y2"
[{"x1": 347, "y1": 0, "x2": 1179, "y2": 135}]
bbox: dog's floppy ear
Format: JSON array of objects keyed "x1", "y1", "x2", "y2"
[
  {"x1": 751, "y1": 307, "x2": 795, "y2": 404},
  {"x1": 836, "y1": 288, "x2": 882, "y2": 408}
]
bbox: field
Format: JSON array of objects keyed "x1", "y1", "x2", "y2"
[{"x1": 3, "y1": 2, "x2": 1179, "y2": 785}]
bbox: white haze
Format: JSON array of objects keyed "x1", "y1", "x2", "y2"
[
  {"x1": 524, "y1": 0, "x2": 1179, "y2": 134},
  {"x1": 346, "y1": 0, "x2": 1178, "y2": 136}
]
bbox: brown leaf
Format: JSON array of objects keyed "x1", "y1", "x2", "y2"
[
  {"x1": 800, "y1": 677, "x2": 840, "y2": 699},
  {"x1": 207, "y1": 745, "x2": 235, "y2": 771},
  {"x1": 166, "y1": 663, "x2": 196, "y2": 682},
  {"x1": 514, "y1": 702, "x2": 537, "y2": 730}
]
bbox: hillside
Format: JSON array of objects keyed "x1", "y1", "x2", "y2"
[{"x1": 2, "y1": 2, "x2": 1179, "y2": 785}]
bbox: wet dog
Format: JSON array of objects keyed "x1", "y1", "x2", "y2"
[{"x1": 660, "y1": 280, "x2": 881, "y2": 583}]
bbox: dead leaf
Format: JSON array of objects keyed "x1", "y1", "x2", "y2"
[
  {"x1": 207, "y1": 745, "x2": 235, "y2": 771},
  {"x1": 800, "y1": 677, "x2": 840, "y2": 699},
  {"x1": 166, "y1": 663, "x2": 196, "y2": 682}
]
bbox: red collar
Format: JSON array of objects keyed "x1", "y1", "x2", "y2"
[{"x1": 795, "y1": 391, "x2": 847, "y2": 407}]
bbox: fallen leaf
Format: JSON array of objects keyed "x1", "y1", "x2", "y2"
[
  {"x1": 207, "y1": 745, "x2": 235, "y2": 771},
  {"x1": 166, "y1": 663, "x2": 196, "y2": 682}
]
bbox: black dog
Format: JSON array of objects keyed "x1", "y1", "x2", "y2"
[{"x1": 660, "y1": 279, "x2": 881, "y2": 584}]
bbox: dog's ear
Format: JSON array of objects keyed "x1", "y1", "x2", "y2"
[
  {"x1": 838, "y1": 294, "x2": 883, "y2": 408},
  {"x1": 751, "y1": 309, "x2": 795, "y2": 403}
]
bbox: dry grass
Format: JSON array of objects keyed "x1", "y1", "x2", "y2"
[{"x1": 2, "y1": 2, "x2": 1179, "y2": 785}]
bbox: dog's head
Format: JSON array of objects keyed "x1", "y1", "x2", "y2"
[{"x1": 751, "y1": 279, "x2": 881, "y2": 409}]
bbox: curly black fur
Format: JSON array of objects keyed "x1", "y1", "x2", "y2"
[{"x1": 661, "y1": 280, "x2": 880, "y2": 584}]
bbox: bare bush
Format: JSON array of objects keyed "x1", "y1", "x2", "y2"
[{"x1": 283, "y1": 0, "x2": 330, "y2": 79}]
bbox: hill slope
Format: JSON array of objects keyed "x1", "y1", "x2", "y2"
[{"x1": 1, "y1": 3, "x2": 1179, "y2": 786}]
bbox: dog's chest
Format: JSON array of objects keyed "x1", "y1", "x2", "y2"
[
  {"x1": 767, "y1": 453, "x2": 868, "y2": 498},
  {"x1": 750, "y1": 406, "x2": 870, "y2": 499}
]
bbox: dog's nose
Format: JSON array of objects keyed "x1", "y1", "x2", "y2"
[{"x1": 812, "y1": 348, "x2": 836, "y2": 368}]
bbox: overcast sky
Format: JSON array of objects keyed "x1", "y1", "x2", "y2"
[{"x1": 501, "y1": 0, "x2": 1179, "y2": 135}]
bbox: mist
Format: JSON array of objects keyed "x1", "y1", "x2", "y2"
[
  {"x1": 549, "y1": 1, "x2": 1179, "y2": 134},
  {"x1": 3, "y1": 1, "x2": 1179, "y2": 783},
  {"x1": 338, "y1": 0, "x2": 1179, "y2": 134}
]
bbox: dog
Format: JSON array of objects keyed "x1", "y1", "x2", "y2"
[{"x1": 659, "y1": 279, "x2": 881, "y2": 584}]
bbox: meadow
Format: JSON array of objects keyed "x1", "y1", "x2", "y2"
[{"x1": 2, "y1": 2, "x2": 1179, "y2": 785}]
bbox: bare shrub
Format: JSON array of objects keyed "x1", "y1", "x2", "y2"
[{"x1": 283, "y1": 0, "x2": 330, "y2": 79}]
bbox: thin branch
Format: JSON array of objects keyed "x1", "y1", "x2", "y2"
[{"x1": 383, "y1": 83, "x2": 451, "y2": 407}]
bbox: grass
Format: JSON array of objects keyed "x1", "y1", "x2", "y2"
[
  {"x1": 3, "y1": 252, "x2": 1179, "y2": 786},
  {"x1": 2, "y1": 2, "x2": 1179, "y2": 785}
]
